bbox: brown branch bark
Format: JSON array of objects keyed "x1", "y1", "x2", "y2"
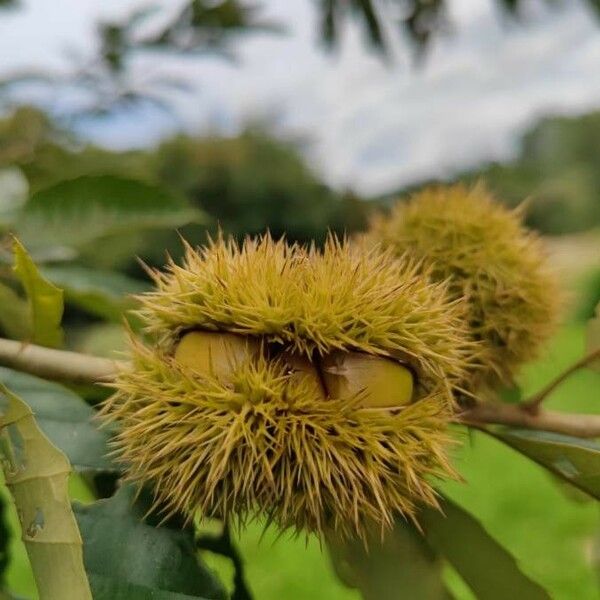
[
  {"x1": 0, "y1": 337, "x2": 125, "y2": 384},
  {"x1": 458, "y1": 401, "x2": 600, "y2": 438}
]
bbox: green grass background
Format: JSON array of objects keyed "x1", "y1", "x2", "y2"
[{"x1": 4, "y1": 324, "x2": 600, "y2": 599}]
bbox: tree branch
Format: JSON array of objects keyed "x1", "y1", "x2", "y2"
[
  {"x1": 0, "y1": 337, "x2": 598, "y2": 439},
  {"x1": 0, "y1": 337, "x2": 124, "y2": 384},
  {"x1": 523, "y1": 347, "x2": 600, "y2": 411},
  {"x1": 458, "y1": 401, "x2": 600, "y2": 439}
]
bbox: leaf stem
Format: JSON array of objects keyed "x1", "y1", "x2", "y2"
[
  {"x1": 0, "y1": 337, "x2": 124, "y2": 384},
  {"x1": 196, "y1": 522, "x2": 254, "y2": 600},
  {"x1": 523, "y1": 347, "x2": 600, "y2": 412}
]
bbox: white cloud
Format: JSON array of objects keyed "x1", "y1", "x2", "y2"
[{"x1": 1, "y1": 0, "x2": 600, "y2": 195}]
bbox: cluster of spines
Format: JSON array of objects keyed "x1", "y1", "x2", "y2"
[
  {"x1": 104, "y1": 338, "x2": 457, "y2": 541},
  {"x1": 105, "y1": 232, "x2": 474, "y2": 540},
  {"x1": 367, "y1": 184, "x2": 560, "y2": 394},
  {"x1": 137, "y1": 234, "x2": 473, "y2": 393}
]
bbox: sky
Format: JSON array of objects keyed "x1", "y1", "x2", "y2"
[{"x1": 1, "y1": 0, "x2": 600, "y2": 196}]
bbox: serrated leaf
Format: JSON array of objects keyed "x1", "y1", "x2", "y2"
[
  {"x1": 14, "y1": 175, "x2": 203, "y2": 257},
  {"x1": 490, "y1": 428, "x2": 600, "y2": 500},
  {"x1": 12, "y1": 238, "x2": 64, "y2": 348},
  {"x1": 41, "y1": 265, "x2": 149, "y2": 321},
  {"x1": 0, "y1": 367, "x2": 116, "y2": 473},
  {"x1": 73, "y1": 485, "x2": 227, "y2": 600},
  {"x1": 421, "y1": 497, "x2": 550, "y2": 600},
  {"x1": 586, "y1": 302, "x2": 600, "y2": 371},
  {"x1": 326, "y1": 520, "x2": 448, "y2": 599},
  {"x1": 0, "y1": 383, "x2": 92, "y2": 600}
]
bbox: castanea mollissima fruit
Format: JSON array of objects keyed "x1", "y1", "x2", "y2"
[
  {"x1": 103, "y1": 234, "x2": 474, "y2": 541},
  {"x1": 366, "y1": 184, "x2": 561, "y2": 397}
]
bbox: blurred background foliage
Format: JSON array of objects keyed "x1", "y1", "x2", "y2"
[
  {"x1": 0, "y1": 106, "x2": 369, "y2": 247},
  {"x1": 3, "y1": 0, "x2": 600, "y2": 119},
  {"x1": 461, "y1": 112, "x2": 600, "y2": 235},
  {"x1": 1, "y1": 103, "x2": 598, "y2": 320},
  {"x1": 152, "y1": 130, "x2": 369, "y2": 243},
  {"x1": 0, "y1": 106, "x2": 600, "y2": 328},
  {"x1": 1, "y1": 1, "x2": 600, "y2": 599},
  {"x1": 318, "y1": 0, "x2": 600, "y2": 54},
  {"x1": 4, "y1": 103, "x2": 600, "y2": 240}
]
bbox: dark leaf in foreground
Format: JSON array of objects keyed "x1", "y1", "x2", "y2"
[
  {"x1": 74, "y1": 485, "x2": 227, "y2": 600},
  {"x1": 0, "y1": 367, "x2": 116, "y2": 473},
  {"x1": 490, "y1": 427, "x2": 600, "y2": 500}
]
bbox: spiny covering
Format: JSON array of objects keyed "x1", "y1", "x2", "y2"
[
  {"x1": 367, "y1": 183, "x2": 561, "y2": 395},
  {"x1": 104, "y1": 234, "x2": 473, "y2": 540},
  {"x1": 138, "y1": 235, "x2": 471, "y2": 386}
]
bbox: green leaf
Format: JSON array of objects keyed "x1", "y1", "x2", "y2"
[
  {"x1": 0, "y1": 367, "x2": 116, "y2": 473},
  {"x1": 0, "y1": 589, "x2": 28, "y2": 600},
  {"x1": 586, "y1": 302, "x2": 600, "y2": 371},
  {"x1": 14, "y1": 175, "x2": 203, "y2": 257},
  {"x1": 421, "y1": 497, "x2": 550, "y2": 600},
  {"x1": 490, "y1": 428, "x2": 600, "y2": 500},
  {"x1": 0, "y1": 282, "x2": 30, "y2": 340},
  {"x1": 41, "y1": 265, "x2": 149, "y2": 321},
  {"x1": 0, "y1": 168, "x2": 27, "y2": 226},
  {"x1": 73, "y1": 485, "x2": 227, "y2": 600},
  {"x1": 84, "y1": 574, "x2": 217, "y2": 599},
  {"x1": 12, "y1": 238, "x2": 64, "y2": 348},
  {"x1": 0, "y1": 493, "x2": 10, "y2": 590},
  {"x1": 326, "y1": 520, "x2": 448, "y2": 600},
  {"x1": 0, "y1": 383, "x2": 92, "y2": 599}
]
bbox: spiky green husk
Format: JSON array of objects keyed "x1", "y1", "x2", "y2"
[
  {"x1": 106, "y1": 340, "x2": 456, "y2": 540},
  {"x1": 139, "y1": 235, "x2": 472, "y2": 389},
  {"x1": 105, "y1": 234, "x2": 473, "y2": 539},
  {"x1": 367, "y1": 184, "x2": 561, "y2": 395}
]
